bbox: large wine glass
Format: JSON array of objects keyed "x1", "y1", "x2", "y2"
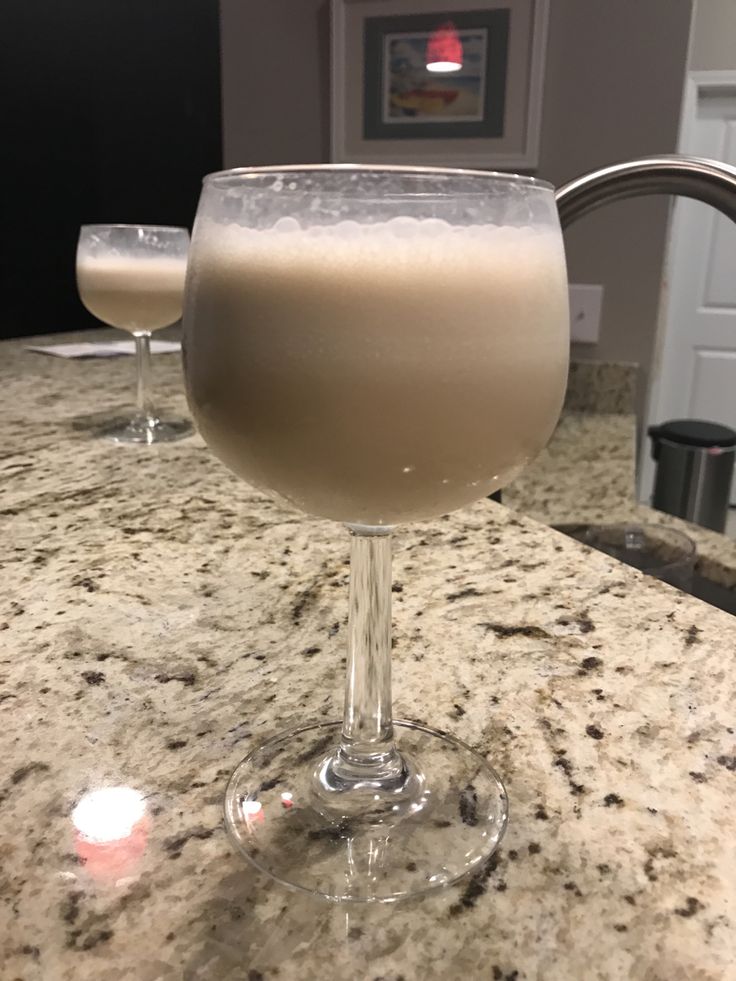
[
  {"x1": 183, "y1": 166, "x2": 569, "y2": 902},
  {"x1": 77, "y1": 224, "x2": 193, "y2": 443}
]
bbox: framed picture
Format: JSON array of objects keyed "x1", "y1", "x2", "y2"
[{"x1": 331, "y1": 0, "x2": 549, "y2": 169}]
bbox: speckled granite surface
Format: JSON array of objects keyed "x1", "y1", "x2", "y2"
[
  {"x1": 563, "y1": 360, "x2": 638, "y2": 414},
  {"x1": 3, "y1": 333, "x2": 736, "y2": 980},
  {"x1": 506, "y1": 412, "x2": 638, "y2": 521}
]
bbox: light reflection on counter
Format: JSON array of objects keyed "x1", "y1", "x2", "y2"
[{"x1": 71, "y1": 786, "x2": 150, "y2": 883}]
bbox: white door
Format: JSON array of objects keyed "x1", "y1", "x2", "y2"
[{"x1": 641, "y1": 75, "x2": 736, "y2": 505}]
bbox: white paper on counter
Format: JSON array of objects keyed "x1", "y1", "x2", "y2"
[{"x1": 26, "y1": 340, "x2": 182, "y2": 358}]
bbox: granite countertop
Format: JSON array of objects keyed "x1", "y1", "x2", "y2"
[
  {"x1": 506, "y1": 410, "x2": 639, "y2": 524},
  {"x1": 3, "y1": 334, "x2": 736, "y2": 980}
]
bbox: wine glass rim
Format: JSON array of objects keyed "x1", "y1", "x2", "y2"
[
  {"x1": 202, "y1": 163, "x2": 554, "y2": 192},
  {"x1": 79, "y1": 223, "x2": 190, "y2": 234}
]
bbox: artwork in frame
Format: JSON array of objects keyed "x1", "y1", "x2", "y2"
[{"x1": 331, "y1": 0, "x2": 549, "y2": 170}]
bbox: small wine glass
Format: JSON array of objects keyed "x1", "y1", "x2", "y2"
[
  {"x1": 183, "y1": 165, "x2": 570, "y2": 902},
  {"x1": 76, "y1": 224, "x2": 193, "y2": 443}
]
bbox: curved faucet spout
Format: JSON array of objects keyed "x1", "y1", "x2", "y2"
[{"x1": 555, "y1": 154, "x2": 736, "y2": 229}]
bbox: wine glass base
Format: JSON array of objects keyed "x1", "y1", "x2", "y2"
[
  {"x1": 224, "y1": 719, "x2": 508, "y2": 903},
  {"x1": 102, "y1": 416, "x2": 193, "y2": 444}
]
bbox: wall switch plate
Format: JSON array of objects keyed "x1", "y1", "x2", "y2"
[{"x1": 569, "y1": 284, "x2": 603, "y2": 343}]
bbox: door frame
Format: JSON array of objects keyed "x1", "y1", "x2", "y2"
[{"x1": 639, "y1": 69, "x2": 736, "y2": 503}]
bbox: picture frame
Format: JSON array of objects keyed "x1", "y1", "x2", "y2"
[{"x1": 331, "y1": 0, "x2": 549, "y2": 170}]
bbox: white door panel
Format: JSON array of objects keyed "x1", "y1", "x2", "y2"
[
  {"x1": 642, "y1": 78, "x2": 736, "y2": 508},
  {"x1": 703, "y1": 124, "x2": 736, "y2": 308},
  {"x1": 689, "y1": 349, "x2": 736, "y2": 422}
]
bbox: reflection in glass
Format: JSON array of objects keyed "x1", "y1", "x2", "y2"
[{"x1": 425, "y1": 21, "x2": 463, "y2": 73}]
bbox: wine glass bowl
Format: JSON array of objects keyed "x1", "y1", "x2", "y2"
[
  {"x1": 184, "y1": 168, "x2": 568, "y2": 525},
  {"x1": 76, "y1": 224, "x2": 193, "y2": 444},
  {"x1": 183, "y1": 165, "x2": 569, "y2": 902}
]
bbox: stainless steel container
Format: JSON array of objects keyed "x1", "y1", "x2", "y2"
[{"x1": 648, "y1": 420, "x2": 736, "y2": 532}]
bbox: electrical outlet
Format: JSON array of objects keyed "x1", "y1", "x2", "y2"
[{"x1": 569, "y1": 284, "x2": 603, "y2": 344}]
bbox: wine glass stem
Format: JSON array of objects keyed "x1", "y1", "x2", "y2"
[
  {"x1": 134, "y1": 331, "x2": 155, "y2": 424},
  {"x1": 339, "y1": 525, "x2": 399, "y2": 773}
]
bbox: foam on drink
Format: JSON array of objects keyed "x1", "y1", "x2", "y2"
[
  {"x1": 77, "y1": 254, "x2": 187, "y2": 332},
  {"x1": 184, "y1": 216, "x2": 569, "y2": 525}
]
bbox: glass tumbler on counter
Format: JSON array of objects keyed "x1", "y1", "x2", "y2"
[
  {"x1": 76, "y1": 224, "x2": 193, "y2": 444},
  {"x1": 183, "y1": 165, "x2": 570, "y2": 901}
]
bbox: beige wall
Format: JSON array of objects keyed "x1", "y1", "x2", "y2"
[
  {"x1": 220, "y1": 0, "x2": 330, "y2": 166},
  {"x1": 690, "y1": 0, "x2": 736, "y2": 70},
  {"x1": 220, "y1": 0, "x2": 693, "y2": 407},
  {"x1": 540, "y1": 0, "x2": 692, "y2": 407}
]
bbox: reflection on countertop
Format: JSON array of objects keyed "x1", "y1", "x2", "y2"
[{"x1": 2, "y1": 335, "x2": 736, "y2": 980}]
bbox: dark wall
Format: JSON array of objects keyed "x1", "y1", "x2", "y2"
[{"x1": 0, "y1": 0, "x2": 222, "y2": 339}]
